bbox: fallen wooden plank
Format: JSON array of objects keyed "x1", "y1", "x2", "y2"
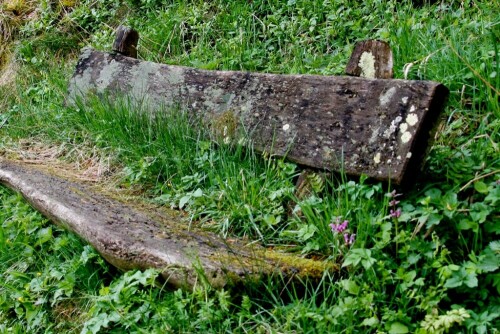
[
  {"x1": 0, "y1": 159, "x2": 334, "y2": 289},
  {"x1": 68, "y1": 48, "x2": 448, "y2": 185}
]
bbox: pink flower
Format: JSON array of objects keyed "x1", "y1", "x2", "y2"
[
  {"x1": 390, "y1": 208, "x2": 401, "y2": 218},
  {"x1": 389, "y1": 199, "x2": 400, "y2": 207},
  {"x1": 330, "y1": 220, "x2": 349, "y2": 233},
  {"x1": 388, "y1": 190, "x2": 402, "y2": 198},
  {"x1": 344, "y1": 233, "x2": 356, "y2": 245}
]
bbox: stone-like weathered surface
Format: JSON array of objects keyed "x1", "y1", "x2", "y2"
[
  {"x1": 0, "y1": 159, "x2": 334, "y2": 289},
  {"x1": 68, "y1": 48, "x2": 448, "y2": 185}
]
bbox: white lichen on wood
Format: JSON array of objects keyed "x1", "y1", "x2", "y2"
[
  {"x1": 399, "y1": 123, "x2": 408, "y2": 133},
  {"x1": 406, "y1": 113, "x2": 418, "y2": 126},
  {"x1": 358, "y1": 52, "x2": 376, "y2": 79},
  {"x1": 401, "y1": 131, "x2": 412, "y2": 143},
  {"x1": 384, "y1": 116, "x2": 402, "y2": 138}
]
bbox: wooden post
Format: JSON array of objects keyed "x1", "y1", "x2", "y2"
[
  {"x1": 112, "y1": 25, "x2": 139, "y2": 59},
  {"x1": 345, "y1": 40, "x2": 393, "y2": 79}
]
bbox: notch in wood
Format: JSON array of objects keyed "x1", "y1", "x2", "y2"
[
  {"x1": 346, "y1": 40, "x2": 393, "y2": 79},
  {"x1": 112, "y1": 25, "x2": 139, "y2": 59}
]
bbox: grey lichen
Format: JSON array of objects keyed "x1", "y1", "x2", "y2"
[{"x1": 379, "y1": 87, "x2": 396, "y2": 106}]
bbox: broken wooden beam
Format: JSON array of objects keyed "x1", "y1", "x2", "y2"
[
  {"x1": 68, "y1": 48, "x2": 448, "y2": 186},
  {"x1": 0, "y1": 159, "x2": 335, "y2": 289}
]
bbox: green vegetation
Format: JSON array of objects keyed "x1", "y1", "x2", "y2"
[{"x1": 1, "y1": 0, "x2": 499, "y2": 332}]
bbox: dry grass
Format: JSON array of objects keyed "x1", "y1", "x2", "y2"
[
  {"x1": 0, "y1": 0, "x2": 37, "y2": 78},
  {"x1": 0, "y1": 139, "x2": 117, "y2": 183}
]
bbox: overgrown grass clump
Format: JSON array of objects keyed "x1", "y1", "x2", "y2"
[{"x1": 1, "y1": 0, "x2": 499, "y2": 332}]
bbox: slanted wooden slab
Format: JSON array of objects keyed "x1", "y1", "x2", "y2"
[
  {"x1": 0, "y1": 159, "x2": 334, "y2": 289},
  {"x1": 68, "y1": 48, "x2": 448, "y2": 185}
]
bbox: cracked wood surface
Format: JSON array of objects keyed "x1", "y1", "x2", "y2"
[{"x1": 68, "y1": 48, "x2": 448, "y2": 186}]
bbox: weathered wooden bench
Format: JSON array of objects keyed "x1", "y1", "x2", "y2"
[
  {"x1": 0, "y1": 28, "x2": 450, "y2": 290},
  {"x1": 68, "y1": 27, "x2": 449, "y2": 187}
]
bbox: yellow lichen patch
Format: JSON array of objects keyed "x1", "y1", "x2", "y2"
[
  {"x1": 210, "y1": 110, "x2": 238, "y2": 143},
  {"x1": 2, "y1": 0, "x2": 29, "y2": 15},
  {"x1": 399, "y1": 122, "x2": 408, "y2": 133},
  {"x1": 258, "y1": 250, "x2": 338, "y2": 279},
  {"x1": 61, "y1": 0, "x2": 77, "y2": 7}
]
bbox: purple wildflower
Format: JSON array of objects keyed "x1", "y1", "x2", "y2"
[
  {"x1": 344, "y1": 233, "x2": 356, "y2": 245},
  {"x1": 389, "y1": 199, "x2": 400, "y2": 207},
  {"x1": 390, "y1": 208, "x2": 401, "y2": 218},
  {"x1": 388, "y1": 190, "x2": 402, "y2": 198},
  {"x1": 330, "y1": 220, "x2": 349, "y2": 233}
]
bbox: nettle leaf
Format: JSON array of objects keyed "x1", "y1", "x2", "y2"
[
  {"x1": 361, "y1": 316, "x2": 379, "y2": 327},
  {"x1": 263, "y1": 214, "x2": 281, "y2": 227},
  {"x1": 178, "y1": 195, "x2": 190, "y2": 209},
  {"x1": 485, "y1": 186, "x2": 500, "y2": 206},
  {"x1": 458, "y1": 218, "x2": 479, "y2": 232},
  {"x1": 492, "y1": 273, "x2": 500, "y2": 294},
  {"x1": 425, "y1": 213, "x2": 442, "y2": 228},
  {"x1": 477, "y1": 248, "x2": 500, "y2": 273},
  {"x1": 489, "y1": 240, "x2": 500, "y2": 252},
  {"x1": 470, "y1": 202, "x2": 491, "y2": 223},
  {"x1": 474, "y1": 181, "x2": 489, "y2": 194},
  {"x1": 192, "y1": 188, "x2": 203, "y2": 198},
  {"x1": 484, "y1": 220, "x2": 500, "y2": 234},
  {"x1": 36, "y1": 227, "x2": 52, "y2": 246},
  {"x1": 342, "y1": 248, "x2": 375, "y2": 270},
  {"x1": 340, "y1": 279, "x2": 360, "y2": 295},
  {"x1": 442, "y1": 191, "x2": 459, "y2": 219},
  {"x1": 297, "y1": 224, "x2": 317, "y2": 241},
  {"x1": 407, "y1": 253, "x2": 421, "y2": 265},
  {"x1": 388, "y1": 322, "x2": 409, "y2": 334},
  {"x1": 424, "y1": 188, "x2": 442, "y2": 204}
]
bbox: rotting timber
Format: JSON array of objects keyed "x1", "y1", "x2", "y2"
[
  {"x1": 0, "y1": 159, "x2": 335, "y2": 289},
  {"x1": 68, "y1": 48, "x2": 448, "y2": 186}
]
